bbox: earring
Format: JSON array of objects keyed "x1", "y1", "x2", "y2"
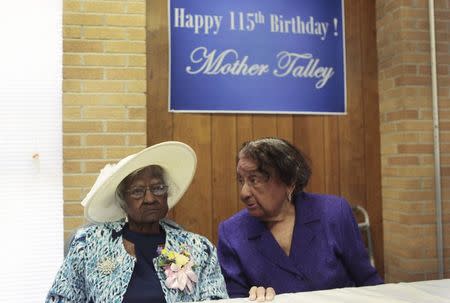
[
  {"x1": 287, "y1": 186, "x2": 295, "y2": 202},
  {"x1": 287, "y1": 191, "x2": 292, "y2": 202}
]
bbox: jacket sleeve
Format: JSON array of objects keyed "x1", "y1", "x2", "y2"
[
  {"x1": 45, "y1": 229, "x2": 88, "y2": 303},
  {"x1": 337, "y1": 198, "x2": 384, "y2": 286},
  {"x1": 197, "y1": 238, "x2": 229, "y2": 301},
  {"x1": 217, "y1": 222, "x2": 250, "y2": 298}
]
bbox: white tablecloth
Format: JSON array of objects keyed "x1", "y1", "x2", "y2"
[{"x1": 195, "y1": 279, "x2": 450, "y2": 303}]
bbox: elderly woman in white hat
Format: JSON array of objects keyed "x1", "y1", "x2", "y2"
[{"x1": 46, "y1": 142, "x2": 228, "y2": 303}]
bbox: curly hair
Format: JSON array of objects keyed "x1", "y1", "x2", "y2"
[{"x1": 238, "y1": 137, "x2": 311, "y2": 195}]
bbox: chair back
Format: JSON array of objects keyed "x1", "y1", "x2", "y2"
[{"x1": 351, "y1": 204, "x2": 375, "y2": 267}]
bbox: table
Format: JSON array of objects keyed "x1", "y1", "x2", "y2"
[{"x1": 197, "y1": 279, "x2": 450, "y2": 303}]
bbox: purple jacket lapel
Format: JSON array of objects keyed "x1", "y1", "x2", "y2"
[
  {"x1": 245, "y1": 193, "x2": 321, "y2": 278},
  {"x1": 290, "y1": 194, "x2": 322, "y2": 275}
]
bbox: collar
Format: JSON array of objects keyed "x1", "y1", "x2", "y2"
[
  {"x1": 246, "y1": 192, "x2": 320, "y2": 239},
  {"x1": 107, "y1": 218, "x2": 183, "y2": 240}
]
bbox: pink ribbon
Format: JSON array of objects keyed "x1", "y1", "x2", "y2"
[{"x1": 164, "y1": 261, "x2": 198, "y2": 293}]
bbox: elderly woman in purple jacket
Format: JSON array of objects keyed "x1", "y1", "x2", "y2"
[{"x1": 217, "y1": 138, "x2": 383, "y2": 301}]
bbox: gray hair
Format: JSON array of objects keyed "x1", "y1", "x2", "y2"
[{"x1": 238, "y1": 137, "x2": 311, "y2": 194}]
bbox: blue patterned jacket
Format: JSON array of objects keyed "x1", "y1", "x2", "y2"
[{"x1": 46, "y1": 219, "x2": 228, "y2": 303}]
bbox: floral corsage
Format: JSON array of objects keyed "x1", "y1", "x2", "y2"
[{"x1": 158, "y1": 247, "x2": 198, "y2": 292}]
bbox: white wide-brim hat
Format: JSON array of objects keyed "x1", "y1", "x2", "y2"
[{"x1": 81, "y1": 141, "x2": 197, "y2": 223}]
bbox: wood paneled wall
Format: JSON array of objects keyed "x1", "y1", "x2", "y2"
[{"x1": 146, "y1": 0, "x2": 383, "y2": 276}]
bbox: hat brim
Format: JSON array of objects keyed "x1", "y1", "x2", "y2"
[{"x1": 82, "y1": 141, "x2": 197, "y2": 223}]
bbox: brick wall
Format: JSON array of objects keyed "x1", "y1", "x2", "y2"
[
  {"x1": 377, "y1": 0, "x2": 450, "y2": 281},
  {"x1": 63, "y1": 0, "x2": 147, "y2": 241},
  {"x1": 436, "y1": 0, "x2": 450, "y2": 279}
]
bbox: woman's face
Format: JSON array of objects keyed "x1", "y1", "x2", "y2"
[
  {"x1": 237, "y1": 156, "x2": 292, "y2": 221},
  {"x1": 124, "y1": 173, "x2": 169, "y2": 227}
]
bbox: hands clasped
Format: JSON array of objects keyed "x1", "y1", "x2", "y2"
[{"x1": 249, "y1": 286, "x2": 275, "y2": 301}]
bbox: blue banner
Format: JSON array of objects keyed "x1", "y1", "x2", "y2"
[{"x1": 169, "y1": 0, "x2": 346, "y2": 114}]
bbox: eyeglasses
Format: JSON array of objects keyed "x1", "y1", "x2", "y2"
[{"x1": 126, "y1": 185, "x2": 169, "y2": 199}]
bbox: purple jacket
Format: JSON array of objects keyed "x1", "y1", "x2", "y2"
[{"x1": 217, "y1": 193, "x2": 383, "y2": 297}]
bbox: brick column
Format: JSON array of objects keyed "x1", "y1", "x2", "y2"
[
  {"x1": 63, "y1": 0, "x2": 147, "y2": 240},
  {"x1": 376, "y1": 0, "x2": 450, "y2": 281}
]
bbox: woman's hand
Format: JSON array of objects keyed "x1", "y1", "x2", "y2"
[{"x1": 249, "y1": 286, "x2": 276, "y2": 301}]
